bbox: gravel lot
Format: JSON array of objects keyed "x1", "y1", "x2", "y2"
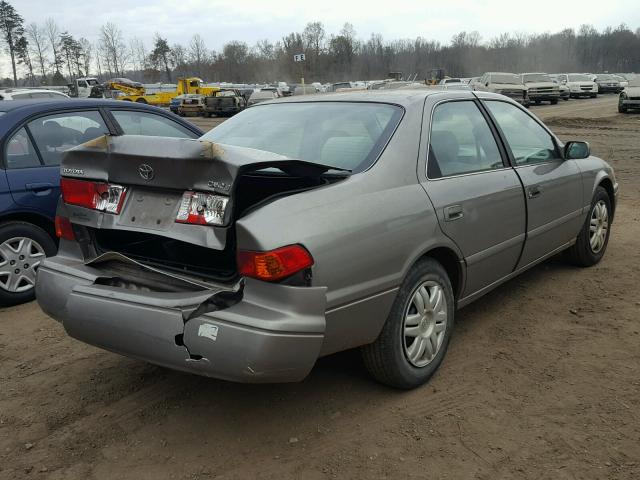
[{"x1": 1, "y1": 94, "x2": 639, "y2": 480}]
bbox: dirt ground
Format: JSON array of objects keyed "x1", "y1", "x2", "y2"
[{"x1": 1, "y1": 95, "x2": 639, "y2": 480}]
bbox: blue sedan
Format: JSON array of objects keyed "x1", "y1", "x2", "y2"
[{"x1": 0, "y1": 99, "x2": 203, "y2": 306}]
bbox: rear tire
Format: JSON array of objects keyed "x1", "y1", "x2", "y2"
[
  {"x1": 0, "y1": 222, "x2": 57, "y2": 307},
  {"x1": 135, "y1": 98, "x2": 147, "y2": 104},
  {"x1": 550, "y1": 98, "x2": 559, "y2": 105},
  {"x1": 566, "y1": 186, "x2": 611, "y2": 267},
  {"x1": 361, "y1": 258, "x2": 455, "y2": 389}
]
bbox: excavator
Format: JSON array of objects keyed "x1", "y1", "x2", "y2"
[{"x1": 105, "y1": 77, "x2": 219, "y2": 106}]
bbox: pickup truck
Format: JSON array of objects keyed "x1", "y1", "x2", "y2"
[{"x1": 204, "y1": 89, "x2": 247, "y2": 117}]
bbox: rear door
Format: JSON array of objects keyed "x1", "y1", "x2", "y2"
[
  {"x1": 5, "y1": 110, "x2": 110, "y2": 217},
  {"x1": 483, "y1": 99, "x2": 583, "y2": 267},
  {"x1": 421, "y1": 98, "x2": 527, "y2": 297}
]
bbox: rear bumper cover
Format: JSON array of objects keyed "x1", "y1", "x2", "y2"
[{"x1": 36, "y1": 256, "x2": 327, "y2": 383}]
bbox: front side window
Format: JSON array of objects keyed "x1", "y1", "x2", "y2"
[
  {"x1": 28, "y1": 111, "x2": 109, "y2": 166},
  {"x1": 428, "y1": 101, "x2": 503, "y2": 179},
  {"x1": 485, "y1": 101, "x2": 561, "y2": 165},
  {"x1": 5, "y1": 127, "x2": 41, "y2": 169},
  {"x1": 111, "y1": 110, "x2": 196, "y2": 138},
  {"x1": 202, "y1": 102, "x2": 403, "y2": 173}
]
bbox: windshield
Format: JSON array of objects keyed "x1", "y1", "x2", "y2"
[
  {"x1": 87, "y1": 79, "x2": 99, "y2": 86},
  {"x1": 201, "y1": 102, "x2": 403, "y2": 173},
  {"x1": 597, "y1": 74, "x2": 614, "y2": 81},
  {"x1": 521, "y1": 73, "x2": 552, "y2": 83},
  {"x1": 568, "y1": 74, "x2": 593, "y2": 82},
  {"x1": 492, "y1": 74, "x2": 521, "y2": 84}
]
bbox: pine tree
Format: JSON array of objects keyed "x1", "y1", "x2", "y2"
[{"x1": 0, "y1": 1, "x2": 25, "y2": 86}]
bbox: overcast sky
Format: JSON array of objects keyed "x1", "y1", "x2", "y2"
[{"x1": 3, "y1": 0, "x2": 639, "y2": 75}]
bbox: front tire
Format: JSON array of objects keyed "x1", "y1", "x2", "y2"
[
  {"x1": 618, "y1": 96, "x2": 628, "y2": 113},
  {"x1": 566, "y1": 186, "x2": 612, "y2": 267},
  {"x1": 0, "y1": 222, "x2": 57, "y2": 307},
  {"x1": 361, "y1": 258, "x2": 455, "y2": 389}
]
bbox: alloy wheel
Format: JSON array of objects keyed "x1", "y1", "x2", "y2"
[
  {"x1": 589, "y1": 200, "x2": 609, "y2": 254},
  {"x1": 0, "y1": 237, "x2": 45, "y2": 293},
  {"x1": 403, "y1": 281, "x2": 448, "y2": 367}
]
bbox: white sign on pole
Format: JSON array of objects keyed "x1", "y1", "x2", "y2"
[{"x1": 293, "y1": 53, "x2": 306, "y2": 62}]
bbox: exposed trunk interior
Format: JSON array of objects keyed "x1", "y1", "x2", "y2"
[
  {"x1": 92, "y1": 228, "x2": 238, "y2": 282},
  {"x1": 233, "y1": 172, "x2": 335, "y2": 219}
]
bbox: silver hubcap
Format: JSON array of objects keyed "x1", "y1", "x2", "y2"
[
  {"x1": 589, "y1": 200, "x2": 609, "y2": 254},
  {"x1": 403, "y1": 281, "x2": 448, "y2": 368},
  {"x1": 0, "y1": 237, "x2": 45, "y2": 293}
]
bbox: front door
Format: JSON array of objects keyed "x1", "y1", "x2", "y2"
[
  {"x1": 483, "y1": 100, "x2": 584, "y2": 267},
  {"x1": 422, "y1": 99, "x2": 527, "y2": 297}
]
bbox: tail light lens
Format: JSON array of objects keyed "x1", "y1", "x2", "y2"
[
  {"x1": 176, "y1": 191, "x2": 228, "y2": 226},
  {"x1": 61, "y1": 178, "x2": 127, "y2": 214},
  {"x1": 55, "y1": 216, "x2": 75, "y2": 241},
  {"x1": 237, "y1": 245, "x2": 314, "y2": 282}
]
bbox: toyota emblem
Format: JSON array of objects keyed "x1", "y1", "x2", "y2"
[{"x1": 138, "y1": 164, "x2": 154, "y2": 181}]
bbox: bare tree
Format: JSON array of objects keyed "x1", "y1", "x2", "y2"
[
  {"x1": 25, "y1": 23, "x2": 48, "y2": 83},
  {"x1": 99, "y1": 22, "x2": 127, "y2": 77},
  {"x1": 44, "y1": 18, "x2": 63, "y2": 77},
  {"x1": 188, "y1": 34, "x2": 207, "y2": 77}
]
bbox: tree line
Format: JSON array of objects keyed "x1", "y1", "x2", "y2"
[{"x1": 1, "y1": 0, "x2": 639, "y2": 88}]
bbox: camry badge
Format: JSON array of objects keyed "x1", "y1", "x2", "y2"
[{"x1": 138, "y1": 164, "x2": 154, "y2": 181}]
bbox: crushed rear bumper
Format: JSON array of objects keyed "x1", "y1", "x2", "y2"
[{"x1": 36, "y1": 255, "x2": 327, "y2": 383}]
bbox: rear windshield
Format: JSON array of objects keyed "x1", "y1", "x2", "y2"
[{"x1": 201, "y1": 102, "x2": 403, "y2": 173}]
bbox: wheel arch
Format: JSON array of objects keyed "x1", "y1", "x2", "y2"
[
  {"x1": 596, "y1": 176, "x2": 616, "y2": 219},
  {"x1": 409, "y1": 245, "x2": 465, "y2": 302},
  {"x1": 0, "y1": 211, "x2": 57, "y2": 242}
]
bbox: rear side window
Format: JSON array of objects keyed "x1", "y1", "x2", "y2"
[
  {"x1": 5, "y1": 127, "x2": 41, "y2": 169},
  {"x1": 428, "y1": 101, "x2": 503, "y2": 179},
  {"x1": 111, "y1": 110, "x2": 195, "y2": 138},
  {"x1": 202, "y1": 102, "x2": 403, "y2": 173},
  {"x1": 28, "y1": 111, "x2": 109, "y2": 166},
  {"x1": 485, "y1": 101, "x2": 561, "y2": 165}
]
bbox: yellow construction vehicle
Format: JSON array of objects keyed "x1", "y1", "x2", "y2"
[
  {"x1": 426, "y1": 68, "x2": 445, "y2": 85},
  {"x1": 106, "y1": 77, "x2": 219, "y2": 106}
]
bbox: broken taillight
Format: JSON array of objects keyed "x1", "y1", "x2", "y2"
[
  {"x1": 60, "y1": 178, "x2": 127, "y2": 214},
  {"x1": 55, "y1": 216, "x2": 75, "y2": 241},
  {"x1": 175, "y1": 191, "x2": 228, "y2": 226},
  {"x1": 237, "y1": 245, "x2": 314, "y2": 282}
]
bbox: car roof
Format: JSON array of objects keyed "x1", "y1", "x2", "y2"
[
  {"x1": 260, "y1": 89, "x2": 470, "y2": 107},
  {"x1": 0, "y1": 98, "x2": 160, "y2": 113}
]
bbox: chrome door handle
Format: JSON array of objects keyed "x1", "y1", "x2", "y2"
[{"x1": 444, "y1": 205, "x2": 464, "y2": 221}]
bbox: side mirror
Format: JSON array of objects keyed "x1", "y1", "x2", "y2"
[
  {"x1": 565, "y1": 141, "x2": 590, "y2": 160},
  {"x1": 485, "y1": 82, "x2": 489, "y2": 87}
]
